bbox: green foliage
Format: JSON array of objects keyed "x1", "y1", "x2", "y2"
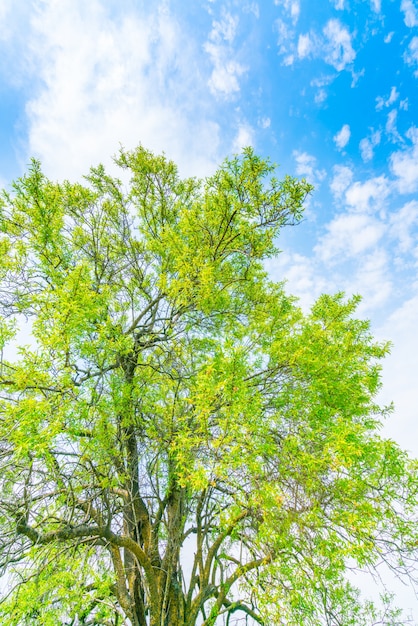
[{"x1": 0, "y1": 146, "x2": 417, "y2": 625}]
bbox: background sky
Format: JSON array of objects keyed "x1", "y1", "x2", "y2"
[{"x1": 1, "y1": 0, "x2": 418, "y2": 619}]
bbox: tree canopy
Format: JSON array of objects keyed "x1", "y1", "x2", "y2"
[{"x1": 0, "y1": 146, "x2": 417, "y2": 626}]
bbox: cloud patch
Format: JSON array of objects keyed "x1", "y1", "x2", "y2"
[
  {"x1": 296, "y1": 19, "x2": 356, "y2": 71},
  {"x1": 333, "y1": 124, "x2": 351, "y2": 149},
  {"x1": 331, "y1": 0, "x2": 345, "y2": 9},
  {"x1": 293, "y1": 150, "x2": 326, "y2": 187},
  {"x1": 389, "y1": 200, "x2": 418, "y2": 254},
  {"x1": 232, "y1": 123, "x2": 254, "y2": 152},
  {"x1": 276, "y1": 18, "x2": 296, "y2": 66},
  {"x1": 22, "y1": 0, "x2": 225, "y2": 180},
  {"x1": 204, "y1": 11, "x2": 247, "y2": 96},
  {"x1": 401, "y1": 0, "x2": 418, "y2": 27},
  {"x1": 322, "y1": 19, "x2": 356, "y2": 70},
  {"x1": 404, "y1": 36, "x2": 418, "y2": 76},
  {"x1": 390, "y1": 127, "x2": 418, "y2": 193},
  {"x1": 345, "y1": 176, "x2": 391, "y2": 213},
  {"x1": 297, "y1": 33, "x2": 314, "y2": 59},
  {"x1": 359, "y1": 130, "x2": 381, "y2": 162},
  {"x1": 330, "y1": 165, "x2": 354, "y2": 197},
  {"x1": 376, "y1": 86, "x2": 399, "y2": 110},
  {"x1": 315, "y1": 213, "x2": 385, "y2": 261},
  {"x1": 275, "y1": 0, "x2": 300, "y2": 24}
]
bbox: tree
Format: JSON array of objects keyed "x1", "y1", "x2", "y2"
[{"x1": 0, "y1": 146, "x2": 417, "y2": 626}]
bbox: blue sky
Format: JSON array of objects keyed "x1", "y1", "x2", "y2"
[{"x1": 1, "y1": 0, "x2": 418, "y2": 616}]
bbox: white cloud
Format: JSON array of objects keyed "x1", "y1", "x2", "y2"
[
  {"x1": 359, "y1": 130, "x2": 381, "y2": 162},
  {"x1": 315, "y1": 213, "x2": 385, "y2": 261},
  {"x1": 297, "y1": 33, "x2": 313, "y2": 59},
  {"x1": 385, "y1": 109, "x2": 401, "y2": 141},
  {"x1": 331, "y1": 0, "x2": 345, "y2": 9},
  {"x1": 210, "y1": 11, "x2": 238, "y2": 43},
  {"x1": 265, "y1": 252, "x2": 330, "y2": 310},
  {"x1": 278, "y1": 0, "x2": 300, "y2": 24},
  {"x1": 280, "y1": 19, "x2": 355, "y2": 72},
  {"x1": 0, "y1": 0, "x2": 30, "y2": 48},
  {"x1": 378, "y1": 294, "x2": 418, "y2": 454},
  {"x1": 293, "y1": 151, "x2": 326, "y2": 187},
  {"x1": 388, "y1": 86, "x2": 400, "y2": 105},
  {"x1": 310, "y1": 74, "x2": 335, "y2": 88},
  {"x1": 404, "y1": 36, "x2": 418, "y2": 75},
  {"x1": 0, "y1": 1, "x2": 12, "y2": 39},
  {"x1": 258, "y1": 116, "x2": 271, "y2": 129},
  {"x1": 330, "y1": 165, "x2": 353, "y2": 197},
  {"x1": 314, "y1": 88, "x2": 327, "y2": 104},
  {"x1": 384, "y1": 32, "x2": 394, "y2": 43},
  {"x1": 232, "y1": 123, "x2": 254, "y2": 152},
  {"x1": 322, "y1": 19, "x2": 356, "y2": 71},
  {"x1": 375, "y1": 86, "x2": 399, "y2": 110},
  {"x1": 390, "y1": 127, "x2": 418, "y2": 193},
  {"x1": 333, "y1": 123, "x2": 351, "y2": 149},
  {"x1": 283, "y1": 53, "x2": 295, "y2": 66},
  {"x1": 22, "y1": 1, "x2": 225, "y2": 180},
  {"x1": 371, "y1": 0, "x2": 382, "y2": 12},
  {"x1": 275, "y1": 18, "x2": 295, "y2": 64},
  {"x1": 350, "y1": 249, "x2": 392, "y2": 310},
  {"x1": 206, "y1": 51, "x2": 246, "y2": 95},
  {"x1": 350, "y1": 68, "x2": 365, "y2": 87},
  {"x1": 297, "y1": 19, "x2": 356, "y2": 72},
  {"x1": 389, "y1": 200, "x2": 418, "y2": 253},
  {"x1": 345, "y1": 176, "x2": 390, "y2": 213},
  {"x1": 359, "y1": 139, "x2": 374, "y2": 162},
  {"x1": 401, "y1": 0, "x2": 418, "y2": 27},
  {"x1": 204, "y1": 11, "x2": 247, "y2": 97},
  {"x1": 243, "y1": 3, "x2": 260, "y2": 19},
  {"x1": 310, "y1": 73, "x2": 335, "y2": 103}
]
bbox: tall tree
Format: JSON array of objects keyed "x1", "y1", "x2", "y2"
[{"x1": 0, "y1": 147, "x2": 417, "y2": 625}]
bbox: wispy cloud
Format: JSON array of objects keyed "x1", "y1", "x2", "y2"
[
  {"x1": 333, "y1": 123, "x2": 351, "y2": 149},
  {"x1": 310, "y1": 73, "x2": 335, "y2": 104},
  {"x1": 293, "y1": 150, "x2": 326, "y2": 187},
  {"x1": 345, "y1": 176, "x2": 391, "y2": 213},
  {"x1": 401, "y1": 0, "x2": 418, "y2": 27},
  {"x1": 21, "y1": 1, "x2": 224, "y2": 179},
  {"x1": 265, "y1": 251, "x2": 330, "y2": 310},
  {"x1": 243, "y1": 2, "x2": 260, "y2": 19},
  {"x1": 204, "y1": 10, "x2": 247, "y2": 97},
  {"x1": 359, "y1": 130, "x2": 381, "y2": 162},
  {"x1": 389, "y1": 200, "x2": 418, "y2": 253},
  {"x1": 404, "y1": 36, "x2": 418, "y2": 76},
  {"x1": 390, "y1": 127, "x2": 418, "y2": 193},
  {"x1": 297, "y1": 33, "x2": 314, "y2": 59},
  {"x1": 376, "y1": 86, "x2": 399, "y2": 110},
  {"x1": 322, "y1": 19, "x2": 356, "y2": 70},
  {"x1": 330, "y1": 165, "x2": 353, "y2": 198},
  {"x1": 276, "y1": 18, "x2": 296, "y2": 66},
  {"x1": 232, "y1": 123, "x2": 254, "y2": 152},
  {"x1": 296, "y1": 19, "x2": 356, "y2": 71},
  {"x1": 331, "y1": 0, "x2": 345, "y2": 10},
  {"x1": 386, "y1": 109, "x2": 402, "y2": 142},
  {"x1": 378, "y1": 293, "x2": 418, "y2": 451},
  {"x1": 315, "y1": 213, "x2": 385, "y2": 261},
  {"x1": 258, "y1": 116, "x2": 271, "y2": 129},
  {"x1": 275, "y1": 0, "x2": 300, "y2": 24}
]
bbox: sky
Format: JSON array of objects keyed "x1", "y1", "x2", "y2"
[{"x1": 1, "y1": 0, "x2": 418, "y2": 618}]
